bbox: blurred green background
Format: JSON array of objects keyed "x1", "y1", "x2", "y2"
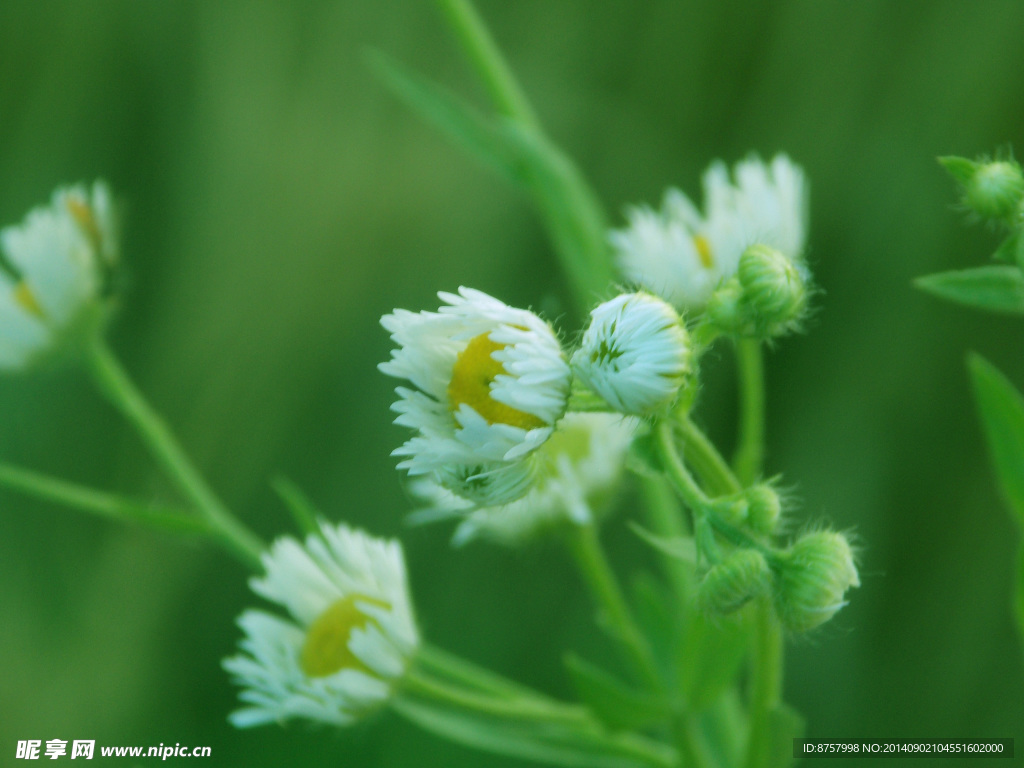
[{"x1": 1, "y1": 1, "x2": 1023, "y2": 765}]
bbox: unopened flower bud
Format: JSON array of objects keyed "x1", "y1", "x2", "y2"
[
  {"x1": 745, "y1": 484, "x2": 782, "y2": 535},
  {"x1": 940, "y1": 155, "x2": 1024, "y2": 224},
  {"x1": 773, "y1": 531, "x2": 859, "y2": 633},
  {"x1": 699, "y1": 549, "x2": 771, "y2": 614},
  {"x1": 572, "y1": 292, "x2": 691, "y2": 415},
  {"x1": 705, "y1": 279, "x2": 745, "y2": 335},
  {"x1": 736, "y1": 244, "x2": 807, "y2": 337}
]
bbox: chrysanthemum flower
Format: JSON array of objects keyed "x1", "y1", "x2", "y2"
[
  {"x1": 611, "y1": 155, "x2": 807, "y2": 311},
  {"x1": 223, "y1": 522, "x2": 418, "y2": 727},
  {"x1": 571, "y1": 292, "x2": 691, "y2": 415},
  {"x1": 380, "y1": 287, "x2": 571, "y2": 492},
  {"x1": 410, "y1": 412, "x2": 639, "y2": 546},
  {"x1": 0, "y1": 181, "x2": 117, "y2": 370}
]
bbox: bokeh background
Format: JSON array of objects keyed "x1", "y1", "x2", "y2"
[{"x1": 2, "y1": 1, "x2": 1023, "y2": 765}]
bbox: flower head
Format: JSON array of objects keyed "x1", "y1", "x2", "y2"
[
  {"x1": 571, "y1": 292, "x2": 691, "y2": 415},
  {"x1": 0, "y1": 181, "x2": 118, "y2": 370},
  {"x1": 223, "y1": 522, "x2": 418, "y2": 727},
  {"x1": 380, "y1": 287, "x2": 571, "y2": 499},
  {"x1": 411, "y1": 412, "x2": 638, "y2": 546},
  {"x1": 773, "y1": 530, "x2": 859, "y2": 633},
  {"x1": 611, "y1": 155, "x2": 807, "y2": 311}
]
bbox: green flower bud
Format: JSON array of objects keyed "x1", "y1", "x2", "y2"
[
  {"x1": 699, "y1": 549, "x2": 772, "y2": 614},
  {"x1": 745, "y1": 484, "x2": 782, "y2": 535},
  {"x1": 736, "y1": 244, "x2": 807, "y2": 337},
  {"x1": 940, "y1": 155, "x2": 1024, "y2": 224},
  {"x1": 774, "y1": 531, "x2": 859, "y2": 633},
  {"x1": 705, "y1": 278, "x2": 746, "y2": 334}
]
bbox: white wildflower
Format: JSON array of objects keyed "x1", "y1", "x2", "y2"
[
  {"x1": 223, "y1": 522, "x2": 418, "y2": 727},
  {"x1": 611, "y1": 155, "x2": 807, "y2": 311},
  {"x1": 411, "y1": 413, "x2": 639, "y2": 546},
  {"x1": 379, "y1": 287, "x2": 571, "y2": 495},
  {"x1": 0, "y1": 181, "x2": 118, "y2": 369},
  {"x1": 571, "y1": 292, "x2": 691, "y2": 415}
]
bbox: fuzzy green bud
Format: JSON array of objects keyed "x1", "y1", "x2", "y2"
[
  {"x1": 774, "y1": 531, "x2": 859, "y2": 632},
  {"x1": 699, "y1": 549, "x2": 772, "y2": 614},
  {"x1": 705, "y1": 279, "x2": 745, "y2": 334},
  {"x1": 745, "y1": 484, "x2": 782, "y2": 535},
  {"x1": 736, "y1": 244, "x2": 807, "y2": 337},
  {"x1": 940, "y1": 155, "x2": 1024, "y2": 224}
]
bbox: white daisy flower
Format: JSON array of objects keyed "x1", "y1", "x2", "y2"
[
  {"x1": 611, "y1": 154, "x2": 807, "y2": 311},
  {"x1": 379, "y1": 287, "x2": 571, "y2": 488},
  {"x1": 223, "y1": 522, "x2": 419, "y2": 727},
  {"x1": 410, "y1": 412, "x2": 639, "y2": 547},
  {"x1": 0, "y1": 181, "x2": 118, "y2": 370},
  {"x1": 571, "y1": 292, "x2": 691, "y2": 415}
]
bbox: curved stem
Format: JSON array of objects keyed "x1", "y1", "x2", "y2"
[
  {"x1": 676, "y1": 417, "x2": 742, "y2": 497},
  {"x1": 566, "y1": 524, "x2": 662, "y2": 690},
  {"x1": 0, "y1": 462, "x2": 212, "y2": 537},
  {"x1": 86, "y1": 339, "x2": 264, "y2": 570},
  {"x1": 403, "y1": 666, "x2": 588, "y2": 724},
  {"x1": 417, "y1": 644, "x2": 541, "y2": 701},
  {"x1": 733, "y1": 339, "x2": 765, "y2": 486},
  {"x1": 435, "y1": 0, "x2": 539, "y2": 129}
]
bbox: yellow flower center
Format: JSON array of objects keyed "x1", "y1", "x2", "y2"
[
  {"x1": 447, "y1": 333, "x2": 544, "y2": 429},
  {"x1": 66, "y1": 196, "x2": 103, "y2": 254},
  {"x1": 13, "y1": 281, "x2": 45, "y2": 319},
  {"x1": 693, "y1": 234, "x2": 714, "y2": 269},
  {"x1": 300, "y1": 595, "x2": 389, "y2": 678}
]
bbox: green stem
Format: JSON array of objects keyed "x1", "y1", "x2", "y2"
[
  {"x1": 435, "y1": 0, "x2": 539, "y2": 129},
  {"x1": 404, "y1": 667, "x2": 588, "y2": 724},
  {"x1": 639, "y1": 475, "x2": 692, "y2": 601},
  {"x1": 676, "y1": 417, "x2": 742, "y2": 497},
  {"x1": 85, "y1": 339, "x2": 264, "y2": 570},
  {"x1": 655, "y1": 422, "x2": 781, "y2": 564},
  {"x1": 566, "y1": 524, "x2": 662, "y2": 690},
  {"x1": 733, "y1": 339, "x2": 765, "y2": 486},
  {"x1": 672, "y1": 710, "x2": 717, "y2": 768},
  {"x1": 418, "y1": 643, "x2": 542, "y2": 701},
  {"x1": 743, "y1": 600, "x2": 783, "y2": 768},
  {"x1": 0, "y1": 462, "x2": 212, "y2": 537}
]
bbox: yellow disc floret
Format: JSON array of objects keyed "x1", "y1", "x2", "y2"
[
  {"x1": 693, "y1": 234, "x2": 715, "y2": 269},
  {"x1": 447, "y1": 333, "x2": 544, "y2": 429},
  {"x1": 300, "y1": 595, "x2": 388, "y2": 678},
  {"x1": 13, "y1": 282, "x2": 45, "y2": 319}
]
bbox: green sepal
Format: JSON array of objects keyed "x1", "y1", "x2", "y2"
[
  {"x1": 391, "y1": 695, "x2": 671, "y2": 768},
  {"x1": 967, "y1": 353, "x2": 1024, "y2": 527},
  {"x1": 563, "y1": 653, "x2": 670, "y2": 731},
  {"x1": 915, "y1": 265, "x2": 1024, "y2": 314},
  {"x1": 271, "y1": 476, "x2": 322, "y2": 537}
]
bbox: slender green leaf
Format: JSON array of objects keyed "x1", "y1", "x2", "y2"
[
  {"x1": 368, "y1": 50, "x2": 523, "y2": 186},
  {"x1": 967, "y1": 354, "x2": 1024, "y2": 527},
  {"x1": 967, "y1": 353, "x2": 1024, "y2": 655},
  {"x1": 271, "y1": 476, "x2": 321, "y2": 536},
  {"x1": 392, "y1": 696, "x2": 670, "y2": 768},
  {"x1": 629, "y1": 522, "x2": 696, "y2": 564},
  {"x1": 915, "y1": 266, "x2": 1024, "y2": 314},
  {"x1": 564, "y1": 653, "x2": 669, "y2": 730},
  {"x1": 677, "y1": 611, "x2": 751, "y2": 709}
]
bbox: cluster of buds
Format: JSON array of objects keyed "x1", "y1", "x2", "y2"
[{"x1": 698, "y1": 528, "x2": 859, "y2": 633}]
